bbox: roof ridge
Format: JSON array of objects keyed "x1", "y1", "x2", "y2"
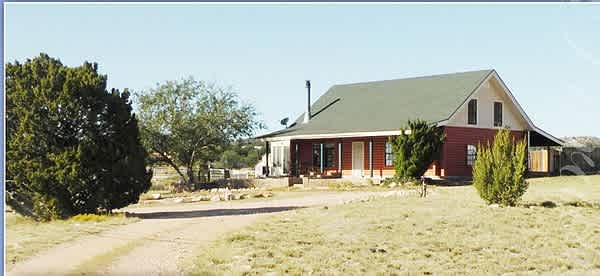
[{"x1": 334, "y1": 69, "x2": 494, "y2": 88}]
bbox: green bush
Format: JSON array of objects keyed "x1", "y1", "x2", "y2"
[
  {"x1": 390, "y1": 119, "x2": 445, "y2": 182},
  {"x1": 70, "y1": 214, "x2": 109, "y2": 223},
  {"x1": 6, "y1": 54, "x2": 152, "y2": 220},
  {"x1": 473, "y1": 128, "x2": 528, "y2": 206},
  {"x1": 327, "y1": 181, "x2": 356, "y2": 190}
]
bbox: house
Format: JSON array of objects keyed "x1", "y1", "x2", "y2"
[{"x1": 257, "y1": 69, "x2": 562, "y2": 179}]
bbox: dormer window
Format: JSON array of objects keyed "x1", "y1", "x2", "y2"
[
  {"x1": 468, "y1": 99, "x2": 477, "y2": 125},
  {"x1": 494, "y1": 101, "x2": 503, "y2": 127}
]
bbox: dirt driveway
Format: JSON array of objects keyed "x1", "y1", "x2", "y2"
[{"x1": 7, "y1": 190, "x2": 396, "y2": 276}]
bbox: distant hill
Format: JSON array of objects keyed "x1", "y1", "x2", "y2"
[{"x1": 561, "y1": 136, "x2": 600, "y2": 147}]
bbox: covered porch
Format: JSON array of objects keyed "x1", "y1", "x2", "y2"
[
  {"x1": 264, "y1": 136, "x2": 396, "y2": 179},
  {"x1": 527, "y1": 129, "x2": 563, "y2": 176}
]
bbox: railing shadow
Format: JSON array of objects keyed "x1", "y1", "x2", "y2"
[
  {"x1": 127, "y1": 206, "x2": 303, "y2": 220},
  {"x1": 429, "y1": 179, "x2": 472, "y2": 187}
]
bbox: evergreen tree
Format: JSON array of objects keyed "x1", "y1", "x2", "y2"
[
  {"x1": 473, "y1": 128, "x2": 528, "y2": 206},
  {"x1": 390, "y1": 119, "x2": 445, "y2": 182},
  {"x1": 6, "y1": 53, "x2": 152, "y2": 220}
]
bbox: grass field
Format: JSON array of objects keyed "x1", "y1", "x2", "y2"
[
  {"x1": 4, "y1": 213, "x2": 138, "y2": 270},
  {"x1": 190, "y1": 175, "x2": 600, "y2": 275}
]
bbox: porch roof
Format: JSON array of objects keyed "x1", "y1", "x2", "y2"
[{"x1": 530, "y1": 129, "x2": 563, "y2": 147}]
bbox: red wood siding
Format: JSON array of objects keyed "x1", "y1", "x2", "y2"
[
  {"x1": 440, "y1": 126, "x2": 526, "y2": 176},
  {"x1": 291, "y1": 137, "x2": 393, "y2": 177},
  {"x1": 289, "y1": 127, "x2": 524, "y2": 178}
]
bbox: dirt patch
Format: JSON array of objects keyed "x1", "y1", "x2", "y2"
[{"x1": 7, "y1": 190, "x2": 399, "y2": 276}]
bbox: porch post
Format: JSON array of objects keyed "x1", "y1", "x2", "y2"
[
  {"x1": 369, "y1": 139, "x2": 373, "y2": 177},
  {"x1": 295, "y1": 143, "x2": 299, "y2": 176},
  {"x1": 265, "y1": 141, "x2": 269, "y2": 177},
  {"x1": 338, "y1": 142, "x2": 342, "y2": 173},
  {"x1": 320, "y1": 143, "x2": 324, "y2": 173},
  {"x1": 547, "y1": 145, "x2": 551, "y2": 176},
  {"x1": 559, "y1": 147, "x2": 562, "y2": 176},
  {"x1": 527, "y1": 130, "x2": 531, "y2": 170}
]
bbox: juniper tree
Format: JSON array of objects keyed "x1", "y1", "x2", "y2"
[
  {"x1": 390, "y1": 119, "x2": 445, "y2": 182},
  {"x1": 472, "y1": 128, "x2": 528, "y2": 206},
  {"x1": 6, "y1": 54, "x2": 152, "y2": 220}
]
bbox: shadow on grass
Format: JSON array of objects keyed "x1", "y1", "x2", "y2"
[
  {"x1": 126, "y1": 206, "x2": 303, "y2": 220},
  {"x1": 430, "y1": 179, "x2": 472, "y2": 187},
  {"x1": 522, "y1": 201, "x2": 558, "y2": 208},
  {"x1": 521, "y1": 200, "x2": 600, "y2": 209}
]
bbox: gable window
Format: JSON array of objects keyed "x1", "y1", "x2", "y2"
[
  {"x1": 385, "y1": 141, "x2": 394, "y2": 166},
  {"x1": 468, "y1": 99, "x2": 477, "y2": 125},
  {"x1": 494, "y1": 102, "x2": 503, "y2": 127},
  {"x1": 466, "y1": 144, "x2": 477, "y2": 166}
]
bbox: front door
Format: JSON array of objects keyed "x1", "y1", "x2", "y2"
[{"x1": 352, "y1": 142, "x2": 364, "y2": 177}]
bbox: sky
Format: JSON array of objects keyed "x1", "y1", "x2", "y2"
[{"x1": 5, "y1": 3, "x2": 600, "y2": 138}]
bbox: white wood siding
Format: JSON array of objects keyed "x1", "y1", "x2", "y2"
[{"x1": 447, "y1": 77, "x2": 528, "y2": 130}]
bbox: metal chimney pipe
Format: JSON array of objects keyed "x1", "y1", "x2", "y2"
[{"x1": 304, "y1": 80, "x2": 311, "y2": 123}]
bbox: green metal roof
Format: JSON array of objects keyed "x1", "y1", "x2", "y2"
[{"x1": 260, "y1": 69, "x2": 493, "y2": 139}]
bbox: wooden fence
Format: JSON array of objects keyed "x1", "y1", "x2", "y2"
[
  {"x1": 152, "y1": 166, "x2": 255, "y2": 182},
  {"x1": 529, "y1": 150, "x2": 549, "y2": 172},
  {"x1": 528, "y1": 148, "x2": 560, "y2": 173}
]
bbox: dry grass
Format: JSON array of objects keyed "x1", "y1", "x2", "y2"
[
  {"x1": 189, "y1": 175, "x2": 600, "y2": 275},
  {"x1": 5, "y1": 212, "x2": 138, "y2": 270}
]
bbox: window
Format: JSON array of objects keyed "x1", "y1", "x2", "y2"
[
  {"x1": 272, "y1": 146, "x2": 281, "y2": 167},
  {"x1": 494, "y1": 102, "x2": 503, "y2": 127},
  {"x1": 466, "y1": 144, "x2": 477, "y2": 166},
  {"x1": 312, "y1": 144, "x2": 321, "y2": 171},
  {"x1": 324, "y1": 144, "x2": 335, "y2": 168},
  {"x1": 385, "y1": 142, "x2": 394, "y2": 166},
  {"x1": 468, "y1": 99, "x2": 477, "y2": 125},
  {"x1": 312, "y1": 143, "x2": 336, "y2": 172},
  {"x1": 282, "y1": 145, "x2": 289, "y2": 174}
]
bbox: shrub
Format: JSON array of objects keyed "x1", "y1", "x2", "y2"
[
  {"x1": 473, "y1": 128, "x2": 528, "y2": 206},
  {"x1": 327, "y1": 181, "x2": 355, "y2": 190},
  {"x1": 390, "y1": 119, "x2": 445, "y2": 182},
  {"x1": 6, "y1": 54, "x2": 152, "y2": 220},
  {"x1": 70, "y1": 214, "x2": 109, "y2": 223}
]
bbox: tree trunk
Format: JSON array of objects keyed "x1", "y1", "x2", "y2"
[
  {"x1": 185, "y1": 150, "x2": 197, "y2": 190},
  {"x1": 207, "y1": 162, "x2": 211, "y2": 183},
  {"x1": 186, "y1": 164, "x2": 195, "y2": 189},
  {"x1": 152, "y1": 147, "x2": 188, "y2": 184}
]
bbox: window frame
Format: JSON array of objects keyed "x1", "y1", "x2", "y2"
[
  {"x1": 312, "y1": 143, "x2": 336, "y2": 171},
  {"x1": 467, "y1": 99, "x2": 478, "y2": 125},
  {"x1": 384, "y1": 141, "x2": 394, "y2": 167},
  {"x1": 493, "y1": 101, "x2": 503, "y2": 127},
  {"x1": 282, "y1": 145, "x2": 290, "y2": 174},
  {"x1": 312, "y1": 144, "x2": 321, "y2": 171},
  {"x1": 323, "y1": 143, "x2": 335, "y2": 168},
  {"x1": 466, "y1": 144, "x2": 477, "y2": 166}
]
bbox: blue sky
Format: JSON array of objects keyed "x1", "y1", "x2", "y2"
[{"x1": 5, "y1": 3, "x2": 600, "y2": 137}]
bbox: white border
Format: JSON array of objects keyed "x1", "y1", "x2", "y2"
[
  {"x1": 3, "y1": 2, "x2": 7, "y2": 272},
  {"x1": 264, "y1": 129, "x2": 415, "y2": 141},
  {"x1": 4, "y1": 2, "x2": 600, "y2": 5}
]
